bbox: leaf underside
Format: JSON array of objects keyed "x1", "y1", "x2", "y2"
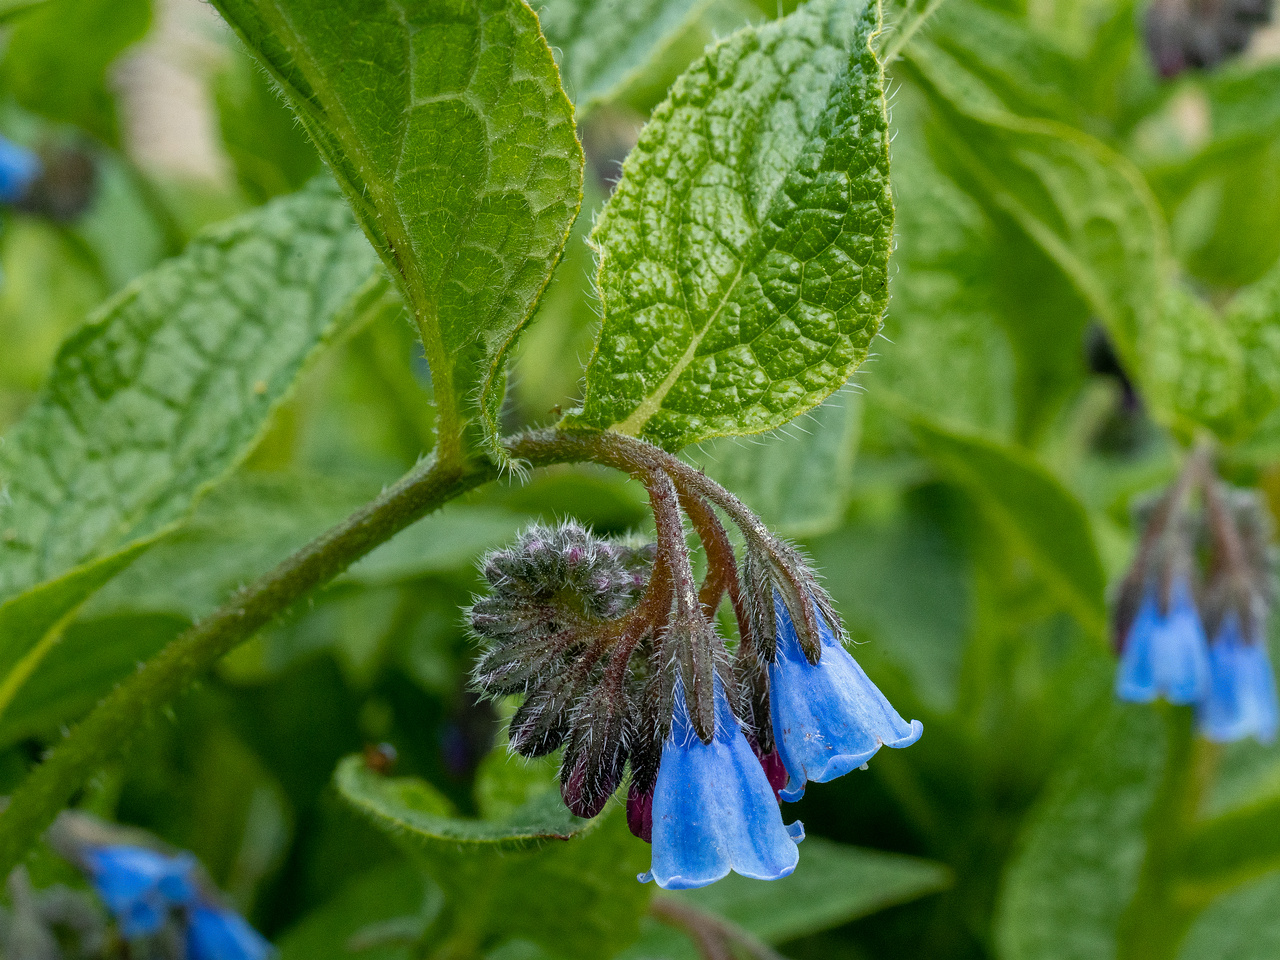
[
  {"x1": 569, "y1": 0, "x2": 893, "y2": 452},
  {"x1": 209, "y1": 0, "x2": 584, "y2": 457}
]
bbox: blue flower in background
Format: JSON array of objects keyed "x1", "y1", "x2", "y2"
[
  {"x1": 1198, "y1": 613, "x2": 1280, "y2": 744},
  {"x1": 82, "y1": 845, "x2": 197, "y2": 938},
  {"x1": 187, "y1": 903, "x2": 274, "y2": 960},
  {"x1": 0, "y1": 135, "x2": 39, "y2": 205},
  {"x1": 1115, "y1": 579, "x2": 1211, "y2": 705},
  {"x1": 768, "y1": 595, "x2": 922, "y2": 802},
  {"x1": 642, "y1": 675, "x2": 803, "y2": 890}
]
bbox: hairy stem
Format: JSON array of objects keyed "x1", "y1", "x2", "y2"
[
  {"x1": 0, "y1": 426, "x2": 753, "y2": 873},
  {"x1": 0, "y1": 451, "x2": 494, "y2": 874}
]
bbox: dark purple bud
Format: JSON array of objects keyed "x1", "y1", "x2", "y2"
[{"x1": 626, "y1": 784, "x2": 654, "y2": 843}]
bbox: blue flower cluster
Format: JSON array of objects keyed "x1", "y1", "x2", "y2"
[
  {"x1": 1114, "y1": 476, "x2": 1278, "y2": 744},
  {"x1": 1116, "y1": 580, "x2": 1278, "y2": 743},
  {"x1": 640, "y1": 593, "x2": 921, "y2": 890},
  {"x1": 81, "y1": 844, "x2": 272, "y2": 959}
]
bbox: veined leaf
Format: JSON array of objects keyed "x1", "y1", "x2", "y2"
[
  {"x1": 909, "y1": 418, "x2": 1106, "y2": 636},
  {"x1": 996, "y1": 704, "x2": 1166, "y2": 960},
  {"x1": 904, "y1": 46, "x2": 1166, "y2": 371},
  {"x1": 210, "y1": 0, "x2": 584, "y2": 460},
  {"x1": 570, "y1": 0, "x2": 893, "y2": 452},
  {"x1": 902, "y1": 46, "x2": 1264, "y2": 442},
  {"x1": 536, "y1": 0, "x2": 714, "y2": 116},
  {"x1": 335, "y1": 756, "x2": 650, "y2": 960},
  {"x1": 0, "y1": 179, "x2": 386, "y2": 711}
]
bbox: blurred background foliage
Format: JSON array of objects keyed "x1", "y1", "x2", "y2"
[{"x1": 2, "y1": 0, "x2": 1280, "y2": 957}]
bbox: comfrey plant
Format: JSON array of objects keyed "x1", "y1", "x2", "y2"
[
  {"x1": 1113, "y1": 448, "x2": 1279, "y2": 744},
  {"x1": 471, "y1": 494, "x2": 921, "y2": 888}
]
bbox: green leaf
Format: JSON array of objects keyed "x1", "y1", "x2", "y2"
[
  {"x1": 1221, "y1": 259, "x2": 1280, "y2": 438},
  {"x1": 868, "y1": 81, "x2": 1019, "y2": 437},
  {"x1": 335, "y1": 755, "x2": 651, "y2": 960},
  {"x1": 0, "y1": 0, "x2": 49, "y2": 23},
  {"x1": 694, "y1": 390, "x2": 861, "y2": 537},
  {"x1": 4, "y1": 0, "x2": 150, "y2": 144},
  {"x1": 901, "y1": 47, "x2": 1265, "y2": 442},
  {"x1": 569, "y1": 0, "x2": 893, "y2": 452},
  {"x1": 996, "y1": 703, "x2": 1166, "y2": 960},
  {"x1": 619, "y1": 838, "x2": 949, "y2": 959},
  {"x1": 0, "y1": 180, "x2": 386, "y2": 715},
  {"x1": 278, "y1": 861, "x2": 431, "y2": 960},
  {"x1": 209, "y1": 0, "x2": 584, "y2": 460},
  {"x1": 912, "y1": 0, "x2": 1079, "y2": 123},
  {"x1": 1179, "y1": 872, "x2": 1280, "y2": 960},
  {"x1": 536, "y1": 0, "x2": 714, "y2": 115},
  {"x1": 903, "y1": 47, "x2": 1166, "y2": 378},
  {"x1": 908, "y1": 418, "x2": 1106, "y2": 636}
]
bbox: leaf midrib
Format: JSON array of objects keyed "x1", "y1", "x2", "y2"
[
  {"x1": 252, "y1": 0, "x2": 465, "y2": 454},
  {"x1": 609, "y1": 22, "x2": 854, "y2": 438}
]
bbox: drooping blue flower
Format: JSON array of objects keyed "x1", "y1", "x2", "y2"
[
  {"x1": 1198, "y1": 613, "x2": 1280, "y2": 744},
  {"x1": 1115, "y1": 579, "x2": 1211, "y2": 705},
  {"x1": 187, "y1": 903, "x2": 273, "y2": 960},
  {"x1": 642, "y1": 675, "x2": 803, "y2": 890},
  {"x1": 82, "y1": 845, "x2": 197, "y2": 938},
  {"x1": 768, "y1": 595, "x2": 922, "y2": 802},
  {"x1": 0, "y1": 136, "x2": 39, "y2": 205}
]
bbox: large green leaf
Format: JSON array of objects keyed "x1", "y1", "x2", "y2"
[
  {"x1": 996, "y1": 704, "x2": 1167, "y2": 960},
  {"x1": 209, "y1": 0, "x2": 584, "y2": 459},
  {"x1": 3, "y1": 0, "x2": 150, "y2": 145},
  {"x1": 335, "y1": 755, "x2": 651, "y2": 960},
  {"x1": 620, "y1": 838, "x2": 948, "y2": 959},
  {"x1": 909, "y1": 419, "x2": 1106, "y2": 637},
  {"x1": 869, "y1": 81, "x2": 1018, "y2": 437},
  {"x1": 569, "y1": 0, "x2": 893, "y2": 452},
  {"x1": 904, "y1": 47, "x2": 1165, "y2": 378},
  {"x1": 0, "y1": 179, "x2": 386, "y2": 712},
  {"x1": 536, "y1": 0, "x2": 714, "y2": 115},
  {"x1": 901, "y1": 44, "x2": 1273, "y2": 443}
]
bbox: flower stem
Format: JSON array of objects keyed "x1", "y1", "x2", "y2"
[
  {"x1": 0, "y1": 426, "x2": 757, "y2": 874},
  {"x1": 650, "y1": 897, "x2": 786, "y2": 960}
]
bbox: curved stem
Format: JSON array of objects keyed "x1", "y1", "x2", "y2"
[
  {"x1": 650, "y1": 897, "x2": 786, "y2": 960},
  {"x1": 0, "y1": 451, "x2": 496, "y2": 875},
  {"x1": 0, "y1": 426, "x2": 751, "y2": 874}
]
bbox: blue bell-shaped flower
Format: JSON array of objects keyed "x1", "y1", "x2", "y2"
[
  {"x1": 186, "y1": 903, "x2": 273, "y2": 960},
  {"x1": 768, "y1": 595, "x2": 922, "y2": 802},
  {"x1": 82, "y1": 845, "x2": 197, "y2": 938},
  {"x1": 643, "y1": 675, "x2": 803, "y2": 890},
  {"x1": 1198, "y1": 613, "x2": 1280, "y2": 744},
  {"x1": 0, "y1": 136, "x2": 39, "y2": 204},
  {"x1": 1115, "y1": 579, "x2": 1211, "y2": 705}
]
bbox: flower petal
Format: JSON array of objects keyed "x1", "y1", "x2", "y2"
[
  {"x1": 648, "y1": 677, "x2": 800, "y2": 890},
  {"x1": 1199, "y1": 615, "x2": 1280, "y2": 744},
  {"x1": 769, "y1": 596, "x2": 922, "y2": 801},
  {"x1": 1115, "y1": 581, "x2": 1210, "y2": 705},
  {"x1": 186, "y1": 904, "x2": 273, "y2": 960}
]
